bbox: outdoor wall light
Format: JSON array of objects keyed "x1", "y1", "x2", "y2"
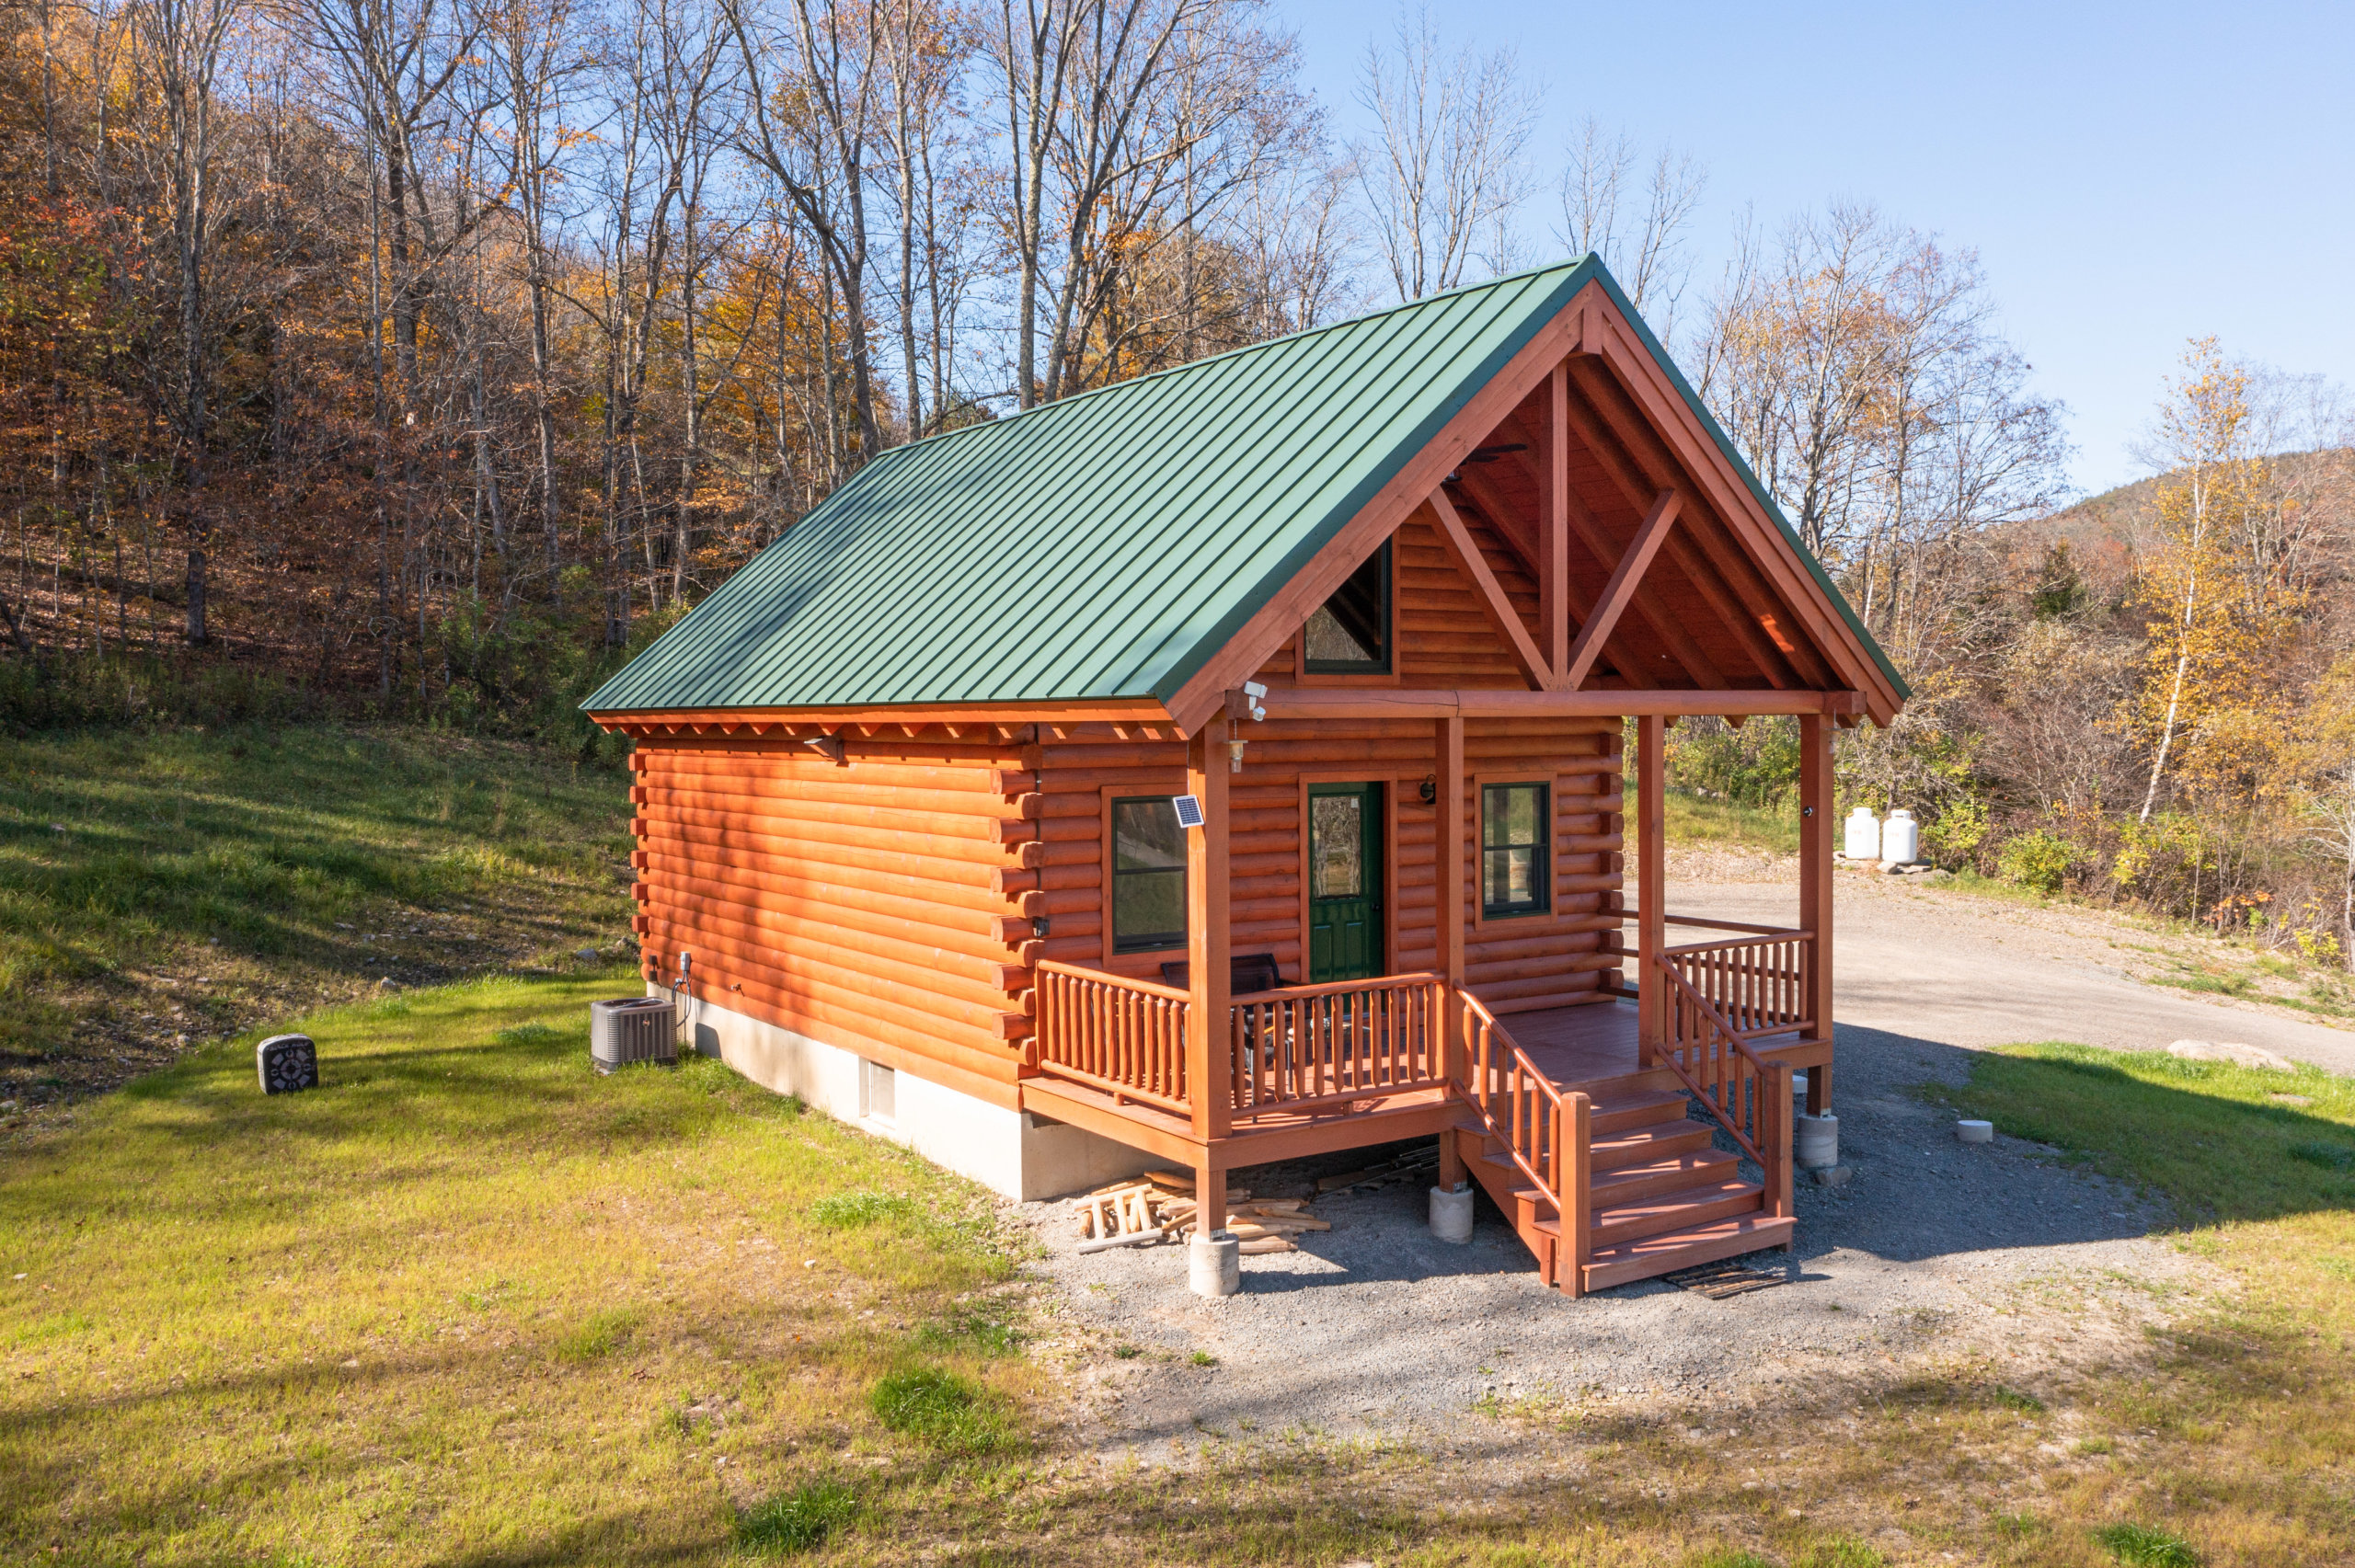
[{"x1": 1419, "y1": 773, "x2": 1438, "y2": 805}]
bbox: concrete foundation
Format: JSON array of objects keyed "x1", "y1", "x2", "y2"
[
  {"x1": 1429, "y1": 1183, "x2": 1475, "y2": 1242},
  {"x1": 1794, "y1": 1111, "x2": 1840, "y2": 1170},
  {"x1": 666, "y1": 988, "x2": 1155, "y2": 1201},
  {"x1": 1189, "y1": 1231, "x2": 1241, "y2": 1297}
]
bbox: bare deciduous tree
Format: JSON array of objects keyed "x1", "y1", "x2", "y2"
[
  {"x1": 133, "y1": 0, "x2": 244, "y2": 642},
  {"x1": 1350, "y1": 4, "x2": 1534, "y2": 303},
  {"x1": 1556, "y1": 115, "x2": 1703, "y2": 334}
]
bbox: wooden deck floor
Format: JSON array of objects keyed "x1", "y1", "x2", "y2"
[{"x1": 1500, "y1": 998, "x2": 1817, "y2": 1093}]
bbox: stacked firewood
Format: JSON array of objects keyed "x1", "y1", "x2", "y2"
[{"x1": 1070, "y1": 1169, "x2": 1330, "y2": 1254}]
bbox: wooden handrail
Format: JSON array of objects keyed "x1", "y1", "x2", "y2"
[
  {"x1": 1660, "y1": 930, "x2": 1814, "y2": 959},
  {"x1": 1654, "y1": 960, "x2": 1770, "y2": 1163},
  {"x1": 1452, "y1": 990, "x2": 1591, "y2": 1290},
  {"x1": 1231, "y1": 969, "x2": 1442, "y2": 1004},
  {"x1": 1653, "y1": 957, "x2": 1793, "y2": 1220},
  {"x1": 1626, "y1": 912, "x2": 1812, "y2": 938},
  {"x1": 1035, "y1": 958, "x2": 1190, "y2": 1002}
]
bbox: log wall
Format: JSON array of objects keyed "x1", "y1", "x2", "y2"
[
  {"x1": 627, "y1": 731, "x2": 1042, "y2": 1108},
  {"x1": 1034, "y1": 715, "x2": 1623, "y2": 1014}
]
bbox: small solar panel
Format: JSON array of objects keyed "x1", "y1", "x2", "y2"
[{"x1": 1172, "y1": 794, "x2": 1204, "y2": 830}]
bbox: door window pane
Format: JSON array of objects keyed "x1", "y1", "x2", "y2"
[
  {"x1": 1481, "y1": 783, "x2": 1550, "y2": 918},
  {"x1": 1311, "y1": 794, "x2": 1364, "y2": 898},
  {"x1": 1111, "y1": 797, "x2": 1187, "y2": 951}
]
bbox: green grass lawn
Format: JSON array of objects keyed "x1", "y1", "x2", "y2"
[
  {"x1": 1917, "y1": 1044, "x2": 2355, "y2": 1564},
  {"x1": 12, "y1": 988, "x2": 2355, "y2": 1564},
  {"x1": 0, "y1": 973, "x2": 1028, "y2": 1566},
  {"x1": 0, "y1": 726, "x2": 634, "y2": 1108}
]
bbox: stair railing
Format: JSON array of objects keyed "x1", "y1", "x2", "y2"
[
  {"x1": 1654, "y1": 957, "x2": 1794, "y2": 1219},
  {"x1": 1453, "y1": 990, "x2": 1591, "y2": 1291}
]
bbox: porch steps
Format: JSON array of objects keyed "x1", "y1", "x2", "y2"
[{"x1": 1452, "y1": 1064, "x2": 1794, "y2": 1295}]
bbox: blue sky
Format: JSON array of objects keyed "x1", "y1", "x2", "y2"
[{"x1": 1275, "y1": 0, "x2": 2355, "y2": 498}]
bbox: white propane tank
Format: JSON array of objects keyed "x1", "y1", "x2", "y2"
[
  {"x1": 1844, "y1": 806, "x2": 1881, "y2": 862},
  {"x1": 1881, "y1": 807, "x2": 1920, "y2": 865}
]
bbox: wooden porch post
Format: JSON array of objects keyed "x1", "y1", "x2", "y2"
[
  {"x1": 1799, "y1": 711, "x2": 1835, "y2": 1116},
  {"x1": 1636, "y1": 714, "x2": 1666, "y2": 1062},
  {"x1": 1542, "y1": 362, "x2": 1570, "y2": 676},
  {"x1": 1186, "y1": 715, "x2": 1233, "y2": 1230},
  {"x1": 1436, "y1": 713, "x2": 1467, "y2": 1189}
]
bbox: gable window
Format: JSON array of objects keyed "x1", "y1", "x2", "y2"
[
  {"x1": 1110, "y1": 797, "x2": 1187, "y2": 952},
  {"x1": 1481, "y1": 782, "x2": 1550, "y2": 918},
  {"x1": 1303, "y1": 539, "x2": 1391, "y2": 673}
]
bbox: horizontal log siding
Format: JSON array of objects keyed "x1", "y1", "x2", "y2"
[
  {"x1": 1396, "y1": 510, "x2": 1535, "y2": 687},
  {"x1": 629, "y1": 737, "x2": 1037, "y2": 1104},
  {"x1": 1033, "y1": 713, "x2": 1623, "y2": 1013}
]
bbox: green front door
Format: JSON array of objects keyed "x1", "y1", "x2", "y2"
[{"x1": 1307, "y1": 783, "x2": 1384, "y2": 982}]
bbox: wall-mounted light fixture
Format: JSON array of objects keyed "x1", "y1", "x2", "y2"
[
  {"x1": 1241, "y1": 681, "x2": 1269, "y2": 722},
  {"x1": 1419, "y1": 773, "x2": 1438, "y2": 805}
]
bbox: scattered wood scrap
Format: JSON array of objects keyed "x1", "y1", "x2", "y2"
[
  {"x1": 1315, "y1": 1143, "x2": 1442, "y2": 1196},
  {"x1": 1069, "y1": 1175, "x2": 1329, "y2": 1255},
  {"x1": 1662, "y1": 1260, "x2": 1786, "y2": 1299}
]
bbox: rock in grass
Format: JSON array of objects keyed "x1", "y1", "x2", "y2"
[
  {"x1": 2166, "y1": 1039, "x2": 2294, "y2": 1071},
  {"x1": 256, "y1": 1034, "x2": 318, "y2": 1094}
]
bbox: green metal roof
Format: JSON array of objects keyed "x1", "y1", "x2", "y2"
[{"x1": 583, "y1": 257, "x2": 1905, "y2": 715}]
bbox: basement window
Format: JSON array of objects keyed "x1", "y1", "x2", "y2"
[
  {"x1": 1481, "y1": 782, "x2": 1550, "y2": 919},
  {"x1": 1303, "y1": 540, "x2": 1391, "y2": 673},
  {"x1": 860, "y1": 1059, "x2": 897, "y2": 1125},
  {"x1": 1110, "y1": 796, "x2": 1187, "y2": 952}
]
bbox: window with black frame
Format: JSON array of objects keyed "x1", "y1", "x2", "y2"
[
  {"x1": 1481, "y1": 782, "x2": 1550, "y2": 918},
  {"x1": 1110, "y1": 797, "x2": 1187, "y2": 951},
  {"x1": 1303, "y1": 540, "x2": 1391, "y2": 672}
]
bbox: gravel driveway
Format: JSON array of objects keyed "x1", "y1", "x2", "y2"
[{"x1": 1020, "y1": 872, "x2": 2334, "y2": 1456}]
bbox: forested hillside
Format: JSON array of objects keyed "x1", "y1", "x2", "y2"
[{"x1": 2, "y1": 0, "x2": 2352, "y2": 956}]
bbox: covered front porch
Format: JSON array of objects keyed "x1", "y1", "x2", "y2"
[{"x1": 1015, "y1": 697, "x2": 1844, "y2": 1296}]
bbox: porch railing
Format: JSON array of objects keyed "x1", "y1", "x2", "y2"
[
  {"x1": 1455, "y1": 990, "x2": 1591, "y2": 1291},
  {"x1": 1654, "y1": 953, "x2": 1793, "y2": 1219},
  {"x1": 1660, "y1": 917, "x2": 1816, "y2": 1041},
  {"x1": 1030, "y1": 963, "x2": 1447, "y2": 1117},
  {"x1": 1031, "y1": 961, "x2": 1191, "y2": 1116},
  {"x1": 1229, "y1": 972, "x2": 1448, "y2": 1113}
]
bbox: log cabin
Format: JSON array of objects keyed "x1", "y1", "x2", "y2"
[{"x1": 584, "y1": 257, "x2": 1909, "y2": 1297}]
